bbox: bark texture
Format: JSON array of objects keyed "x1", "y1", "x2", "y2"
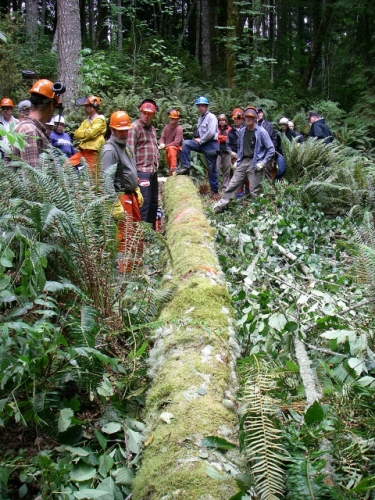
[
  {"x1": 132, "y1": 176, "x2": 243, "y2": 499},
  {"x1": 25, "y1": 0, "x2": 38, "y2": 45},
  {"x1": 57, "y1": 0, "x2": 81, "y2": 110}
]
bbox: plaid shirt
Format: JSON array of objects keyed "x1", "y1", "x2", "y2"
[
  {"x1": 11, "y1": 117, "x2": 50, "y2": 168},
  {"x1": 127, "y1": 119, "x2": 159, "y2": 173}
]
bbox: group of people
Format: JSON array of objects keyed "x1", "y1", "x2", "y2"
[{"x1": 1, "y1": 79, "x2": 334, "y2": 231}]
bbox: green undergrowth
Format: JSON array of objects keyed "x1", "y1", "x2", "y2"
[
  {"x1": 0, "y1": 155, "x2": 171, "y2": 499},
  {"x1": 208, "y1": 183, "x2": 375, "y2": 499}
]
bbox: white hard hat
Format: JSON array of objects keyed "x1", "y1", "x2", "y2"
[
  {"x1": 279, "y1": 117, "x2": 289, "y2": 125},
  {"x1": 54, "y1": 115, "x2": 65, "y2": 124}
]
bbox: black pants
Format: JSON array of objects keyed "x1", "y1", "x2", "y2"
[{"x1": 138, "y1": 171, "x2": 158, "y2": 229}]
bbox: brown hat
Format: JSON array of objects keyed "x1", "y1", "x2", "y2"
[{"x1": 244, "y1": 106, "x2": 258, "y2": 119}]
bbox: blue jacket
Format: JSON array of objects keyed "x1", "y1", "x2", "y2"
[
  {"x1": 237, "y1": 124, "x2": 275, "y2": 168},
  {"x1": 50, "y1": 131, "x2": 76, "y2": 158},
  {"x1": 196, "y1": 111, "x2": 218, "y2": 144}
]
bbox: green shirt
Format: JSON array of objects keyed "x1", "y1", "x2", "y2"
[{"x1": 243, "y1": 129, "x2": 255, "y2": 158}]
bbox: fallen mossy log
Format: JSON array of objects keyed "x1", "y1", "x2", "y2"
[{"x1": 132, "y1": 176, "x2": 243, "y2": 499}]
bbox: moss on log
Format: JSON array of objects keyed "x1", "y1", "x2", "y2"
[{"x1": 132, "y1": 177, "x2": 243, "y2": 499}]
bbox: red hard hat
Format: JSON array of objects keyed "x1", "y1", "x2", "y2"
[
  {"x1": 139, "y1": 99, "x2": 158, "y2": 114},
  {"x1": 1, "y1": 98, "x2": 14, "y2": 108},
  {"x1": 109, "y1": 111, "x2": 132, "y2": 130}
]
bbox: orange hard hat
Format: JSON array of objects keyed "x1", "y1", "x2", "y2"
[
  {"x1": 232, "y1": 108, "x2": 244, "y2": 118},
  {"x1": 168, "y1": 109, "x2": 182, "y2": 119},
  {"x1": 29, "y1": 79, "x2": 59, "y2": 105},
  {"x1": 1, "y1": 98, "x2": 14, "y2": 108},
  {"x1": 139, "y1": 99, "x2": 158, "y2": 114},
  {"x1": 83, "y1": 95, "x2": 101, "y2": 107},
  {"x1": 109, "y1": 111, "x2": 132, "y2": 130}
]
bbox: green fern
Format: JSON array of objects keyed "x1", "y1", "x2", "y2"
[{"x1": 240, "y1": 355, "x2": 285, "y2": 500}]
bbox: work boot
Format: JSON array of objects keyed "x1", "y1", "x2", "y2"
[
  {"x1": 209, "y1": 191, "x2": 221, "y2": 201},
  {"x1": 214, "y1": 204, "x2": 224, "y2": 214},
  {"x1": 176, "y1": 167, "x2": 190, "y2": 176}
]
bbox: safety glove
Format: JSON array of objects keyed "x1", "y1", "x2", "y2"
[
  {"x1": 111, "y1": 199, "x2": 124, "y2": 220},
  {"x1": 256, "y1": 161, "x2": 266, "y2": 171},
  {"x1": 134, "y1": 187, "x2": 144, "y2": 207}
]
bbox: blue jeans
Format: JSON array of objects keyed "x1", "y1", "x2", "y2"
[
  {"x1": 276, "y1": 155, "x2": 286, "y2": 179},
  {"x1": 181, "y1": 139, "x2": 220, "y2": 193}
]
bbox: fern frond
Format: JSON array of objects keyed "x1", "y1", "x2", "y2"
[{"x1": 240, "y1": 355, "x2": 285, "y2": 500}]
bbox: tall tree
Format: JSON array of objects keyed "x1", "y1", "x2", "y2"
[
  {"x1": 25, "y1": 0, "x2": 38, "y2": 47},
  {"x1": 201, "y1": 0, "x2": 211, "y2": 75},
  {"x1": 57, "y1": 0, "x2": 81, "y2": 109},
  {"x1": 117, "y1": 0, "x2": 123, "y2": 50}
]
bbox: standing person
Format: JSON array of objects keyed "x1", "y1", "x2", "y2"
[
  {"x1": 214, "y1": 106, "x2": 275, "y2": 213},
  {"x1": 17, "y1": 100, "x2": 31, "y2": 122},
  {"x1": 216, "y1": 114, "x2": 232, "y2": 190},
  {"x1": 159, "y1": 108, "x2": 183, "y2": 175},
  {"x1": 256, "y1": 106, "x2": 277, "y2": 179},
  {"x1": 0, "y1": 98, "x2": 19, "y2": 130},
  {"x1": 127, "y1": 99, "x2": 160, "y2": 228},
  {"x1": 226, "y1": 108, "x2": 245, "y2": 158},
  {"x1": 45, "y1": 118, "x2": 55, "y2": 138},
  {"x1": 307, "y1": 111, "x2": 333, "y2": 143},
  {"x1": 50, "y1": 116, "x2": 76, "y2": 158},
  {"x1": 70, "y1": 95, "x2": 106, "y2": 172},
  {"x1": 101, "y1": 111, "x2": 144, "y2": 272},
  {"x1": 176, "y1": 96, "x2": 220, "y2": 198},
  {"x1": 276, "y1": 117, "x2": 304, "y2": 180},
  {"x1": 288, "y1": 121, "x2": 303, "y2": 139},
  {"x1": 0, "y1": 98, "x2": 19, "y2": 154},
  {"x1": 226, "y1": 108, "x2": 246, "y2": 197},
  {"x1": 11, "y1": 80, "x2": 58, "y2": 168}
]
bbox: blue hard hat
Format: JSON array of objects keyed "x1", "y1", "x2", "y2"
[{"x1": 195, "y1": 96, "x2": 209, "y2": 105}]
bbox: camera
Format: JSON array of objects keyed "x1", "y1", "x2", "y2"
[{"x1": 22, "y1": 70, "x2": 36, "y2": 80}]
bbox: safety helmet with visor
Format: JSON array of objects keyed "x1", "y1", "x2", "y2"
[{"x1": 29, "y1": 79, "x2": 61, "y2": 106}]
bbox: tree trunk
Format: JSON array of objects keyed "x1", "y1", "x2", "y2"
[
  {"x1": 195, "y1": 0, "x2": 200, "y2": 62},
  {"x1": 117, "y1": 0, "x2": 122, "y2": 50},
  {"x1": 300, "y1": 0, "x2": 334, "y2": 91},
  {"x1": 25, "y1": 0, "x2": 38, "y2": 47},
  {"x1": 226, "y1": 0, "x2": 237, "y2": 87},
  {"x1": 80, "y1": 0, "x2": 86, "y2": 42},
  {"x1": 201, "y1": 0, "x2": 211, "y2": 75},
  {"x1": 132, "y1": 176, "x2": 243, "y2": 499},
  {"x1": 178, "y1": 0, "x2": 196, "y2": 47},
  {"x1": 57, "y1": 0, "x2": 81, "y2": 110},
  {"x1": 96, "y1": 0, "x2": 109, "y2": 48}
]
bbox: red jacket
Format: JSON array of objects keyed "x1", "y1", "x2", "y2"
[{"x1": 218, "y1": 125, "x2": 231, "y2": 152}]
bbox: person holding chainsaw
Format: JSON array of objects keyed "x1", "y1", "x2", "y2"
[
  {"x1": 101, "y1": 111, "x2": 144, "y2": 272},
  {"x1": 11, "y1": 80, "x2": 60, "y2": 168},
  {"x1": 127, "y1": 99, "x2": 160, "y2": 229}
]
